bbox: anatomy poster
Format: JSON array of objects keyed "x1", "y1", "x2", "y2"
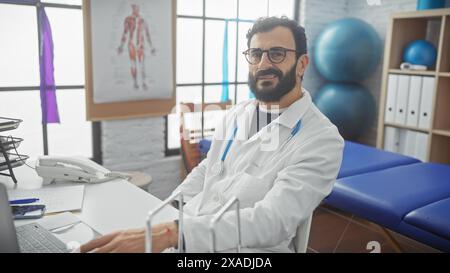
[{"x1": 89, "y1": 0, "x2": 173, "y2": 103}]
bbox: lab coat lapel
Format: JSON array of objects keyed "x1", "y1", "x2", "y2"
[{"x1": 274, "y1": 88, "x2": 312, "y2": 129}]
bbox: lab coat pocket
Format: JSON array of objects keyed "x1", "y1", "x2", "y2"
[
  {"x1": 228, "y1": 172, "x2": 272, "y2": 208},
  {"x1": 243, "y1": 150, "x2": 274, "y2": 179}
]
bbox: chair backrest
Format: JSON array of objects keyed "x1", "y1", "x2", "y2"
[
  {"x1": 293, "y1": 213, "x2": 313, "y2": 253},
  {"x1": 179, "y1": 101, "x2": 231, "y2": 175}
]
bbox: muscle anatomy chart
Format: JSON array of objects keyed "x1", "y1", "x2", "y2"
[{"x1": 90, "y1": 0, "x2": 173, "y2": 104}]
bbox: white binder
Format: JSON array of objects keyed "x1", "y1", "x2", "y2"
[
  {"x1": 384, "y1": 126, "x2": 400, "y2": 153},
  {"x1": 418, "y1": 77, "x2": 436, "y2": 130},
  {"x1": 399, "y1": 129, "x2": 416, "y2": 158},
  {"x1": 398, "y1": 129, "x2": 407, "y2": 156},
  {"x1": 385, "y1": 74, "x2": 398, "y2": 123},
  {"x1": 395, "y1": 75, "x2": 410, "y2": 125},
  {"x1": 406, "y1": 76, "x2": 422, "y2": 127},
  {"x1": 414, "y1": 132, "x2": 429, "y2": 162}
]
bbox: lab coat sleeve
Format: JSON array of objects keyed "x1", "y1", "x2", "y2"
[
  {"x1": 182, "y1": 126, "x2": 344, "y2": 252},
  {"x1": 172, "y1": 157, "x2": 208, "y2": 202}
]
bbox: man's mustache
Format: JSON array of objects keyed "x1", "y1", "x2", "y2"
[{"x1": 255, "y1": 68, "x2": 283, "y2": 79}]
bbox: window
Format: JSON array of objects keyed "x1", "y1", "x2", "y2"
[
  {"x1": 0, "y1": 0, "x2": 98, "y2": 161},
  {"x1": 166, "y1": 0, "x2": 299, "y2": 154}
]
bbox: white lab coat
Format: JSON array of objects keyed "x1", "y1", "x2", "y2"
[{"x1": 174, "y1": 89, "x2": 344, "y2": 253}]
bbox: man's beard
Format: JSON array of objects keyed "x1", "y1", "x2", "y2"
[{"x1": 248, "y1": 64, "x2": 297, "y2": 102}]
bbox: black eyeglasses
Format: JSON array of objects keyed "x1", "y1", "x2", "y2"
[{"x1": 242, "y1": 47, "x2": 299, "y2": 65}]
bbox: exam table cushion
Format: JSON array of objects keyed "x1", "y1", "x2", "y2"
[
  {"x1": 404, "y1": 197, "x2": 450, "y2": 241},
  {"x1": 338, "y1": 141, "x2": 420, "y2": 178},
  {"x1": 327, "y1": 163, "x2": 450, "y2": 228}
]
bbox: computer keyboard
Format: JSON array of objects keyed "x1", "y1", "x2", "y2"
[{"x1": 16, "y1": 223, "x2": 68, "y2": 253}]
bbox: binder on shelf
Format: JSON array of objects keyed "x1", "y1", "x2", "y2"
[
  {"x1": 406, "y1": 76, "x2": 422, "y2": 127},
  {"x1": 394, "y1": 75, "x2": 410, "y2": 125},
  {"x1": 399, "y1": 129, "x2": 416, "y2": 158},
  {"x1": 414, "y1": 132, "x2": 429, "y2": 162},
  {"x1": 418, "y1": 77, "x2": 435, "y2": 130},
  {"x1": 385, "y1": 74, "x2": 398, "y2": 123},
  {"x1": 383, "y1": 126, "x2": 400, "y2": 153}
]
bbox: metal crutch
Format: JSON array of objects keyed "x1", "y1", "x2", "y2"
[
  {"x1": 146, "y1": 191, "x2": 184, "y2": 253},
  {"x1": 209, "y1": 196, "x2": 242, "y2": 253}
]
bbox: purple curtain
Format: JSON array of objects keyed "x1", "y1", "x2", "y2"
[
  {"x1": 38, "y1": 6, "x2": 60, "y2": 124},
  {"x1": 2, "y1": 1, "x2": 60, "y2": 123},
  {"x1": 0, "y1": 0, "x2": 59, "y2": 124}
]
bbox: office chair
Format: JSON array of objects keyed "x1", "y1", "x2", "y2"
[{"x1": 293, "y1": 213, "x2": 313, "y2": 253}]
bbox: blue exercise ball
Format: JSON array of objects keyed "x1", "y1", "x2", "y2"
[
  {"x1": 314, "y1": 18, "x2": 382, "y2": 82},
  {"x1": 313, "y1": 83, "x2": 376, "y2": 140},
  {"x1": 403, "y1": 40, "x2": 437, "y2": 68},
  {"x1": 417, "y1": 0, "x2": 445, "y2": 10}
]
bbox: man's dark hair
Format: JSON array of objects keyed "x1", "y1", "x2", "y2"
[{"x1": 246, "y1": 16, "x2": 307, "y2": 60}]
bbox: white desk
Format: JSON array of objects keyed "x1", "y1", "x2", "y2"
[{"x1": 0, "y1": 164, "x2": 179, "y2": 246}]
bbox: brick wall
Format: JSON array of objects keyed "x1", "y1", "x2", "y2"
[{"x1": 101, "y1": 117, "x2": 181, "y2": 199}]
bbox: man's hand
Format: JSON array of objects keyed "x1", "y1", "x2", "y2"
[{"x1": 80, "y1": 222, "x2": 178, "y2": 253}]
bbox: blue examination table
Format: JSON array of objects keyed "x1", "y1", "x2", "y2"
[
  {"x1": 327, "y1": 141, "x2": 450, "y2": 252},
  {"x1": 199, "y1": 139, "x2": 450, "y2": 251},
  {"x1": 338, "y1": 141, "x2": 420, "y2": 178}
]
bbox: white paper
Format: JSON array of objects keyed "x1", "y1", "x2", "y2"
[
  {"x1": 8, "y1": 185, "x2": 85, "y2": 214},
  {"x1": 37, "y1": 212, "x2": 82, "y2": 231},
  {"x1": 79, "y1": 181, "x2": 178, "y2": 235}
]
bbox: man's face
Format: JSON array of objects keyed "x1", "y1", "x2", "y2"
[{"x1": 247, "y1": 26, "x2": 299, "y2": 102}]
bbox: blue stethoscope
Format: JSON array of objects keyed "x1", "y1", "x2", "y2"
[{"x1": 210, "y1": 117, "x2": 302, "y2": 176}]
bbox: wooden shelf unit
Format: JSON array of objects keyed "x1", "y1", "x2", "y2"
[
  {"x1": 388, "y1": 69, "x2": 436, "y2": 76},
  {"x1": 377, "y1": 8, "x2": 450, "y2": 165},
  {"x1": 438, "y1": 72, "x2": 450, "y2": 77},
  {"x1": 433, "y1": 129, "x2": 450, "y2": 137},
  {"x1": 384, "y1": 122, "x2": 429, "y2": 133}
]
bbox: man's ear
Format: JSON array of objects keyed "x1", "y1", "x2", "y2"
[{"x1": 296, "y1": 54, "x2": 309, "y2": 78}]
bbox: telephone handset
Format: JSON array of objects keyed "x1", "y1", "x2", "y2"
[{"x1": 35, "y1": 156, "x2": 130, "y2": 185}]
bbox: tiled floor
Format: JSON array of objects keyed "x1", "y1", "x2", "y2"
[{"x1": 308, "y1": 205, "x2": 441, "y2": 253}]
